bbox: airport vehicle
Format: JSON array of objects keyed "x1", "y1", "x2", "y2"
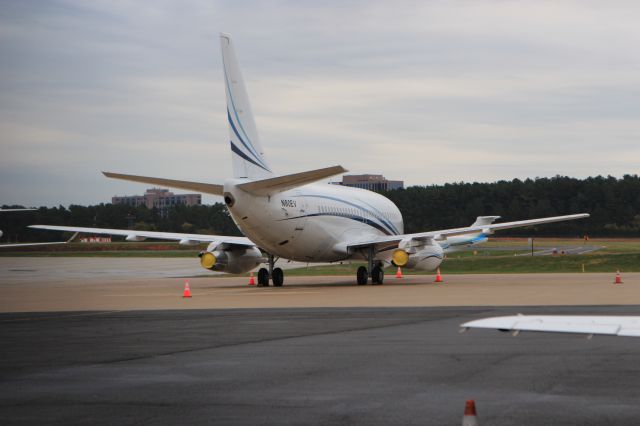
[
  {"x1": 31, "y1": 33, "x2": 589, "y2": 286},
  {"x1": 461, "y1": 315, "x2": 640, "y2": 337}
]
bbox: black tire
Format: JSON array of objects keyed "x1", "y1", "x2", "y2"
[
  {"x1": 356, "y1": 266, "x2": 368, "y2": 285},
  {"x1": 372, "y1": 266, "x2": 384, "y2": 285},
  {"x1": 257, "y1": 268, "x2": 270, "y2": 287},
  {"x1": 272, "y1": 267, "x2": 284, "y2": 287}
]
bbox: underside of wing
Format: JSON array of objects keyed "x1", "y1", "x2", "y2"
[
  {"x1": 461, "y1": 315, "x2": 640, "y2": 337},
  {"x1": 29, "y1": 225, "x2": 255, "y2": 247}
]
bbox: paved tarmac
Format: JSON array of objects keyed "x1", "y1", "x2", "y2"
[
  {"x1": 0, "y1": 257, "x2": 316, "y2": 282},
  {"x1": 1, "y1": 257, "x2": 639, "y2": 424},
  {"x1": 1, "y1": 306, "x2": 639, "y2": 425},
  {"x1": 1, "y1": 257, "x2": 638, "y2": 311}
]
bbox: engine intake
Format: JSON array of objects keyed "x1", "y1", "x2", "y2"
[
  {"x1": 392, "y1": 243, "x2": 444, "y2": 271},
  {"x1": 199, "y1": 243, "x2": 262, "y2": 274}
]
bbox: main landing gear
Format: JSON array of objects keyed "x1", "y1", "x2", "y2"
[
  {"x1": 257, "y1": 253, "x2": 284, "y2": 287},
  {"x1": 356, "y1": 246, "x2": 384, "y2": 285}
]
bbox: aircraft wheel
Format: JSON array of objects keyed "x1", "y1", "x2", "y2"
[
  {"x1": 356, "y1": 266, "x2": 368, "y2": 285},
  {"x1": 272, "y1": 267, "x2": 284, "y2": 287},
  {"x1": 257, "y1": 268, "x2": 270, "y2": 287},
  {"x1": 372, "y1": 266, "x2": 384, "y2": 285}
]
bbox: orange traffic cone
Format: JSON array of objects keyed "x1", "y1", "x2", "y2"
[
  {"x1": 182, "y1": 281, "x2": 192, "y2": 298},
  {"x1": 249, "y1": 272, "x2": 255, "y2": 286},
  {"x1": 614, "y1": 270, "x2": 623, "y2": 284},
  {"x1": 462, "y1": 400, "x2": 478, "y2": 426},
  {"x1": 395, "y1": 267, "x2": 403, "y2": 279},
  {"x1": 435, "y1": 267, "x2": 443, "y2": 283}
]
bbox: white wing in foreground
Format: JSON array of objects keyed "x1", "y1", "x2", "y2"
[
  {"x1": 461, "y1": 315, "x2": 640, "y2": 337},
  {"x1": 29, "y1": 225, "x2": 255, "y2": 247}
]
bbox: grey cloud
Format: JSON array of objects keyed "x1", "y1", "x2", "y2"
[{"x1": 1, "y1": 0, "x2": 640, "y2": 205}]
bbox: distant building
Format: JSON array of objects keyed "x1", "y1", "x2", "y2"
[
  {"x1": 336, "y1": 174, "x2": 404, "y2": 192},
  {"x1": 112, "y1": 188, "x2": 201, "y2": 216}
]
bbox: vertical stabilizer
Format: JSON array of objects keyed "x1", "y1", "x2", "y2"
[{"x1": 220, "y1": 33, "x2": 273, "y2": 179}]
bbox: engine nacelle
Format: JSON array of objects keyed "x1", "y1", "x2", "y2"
[
  {"x1": 199, "y1": 243, "x2": 262, "y2": 274},
  {"x1": 392, "y1": 243, "x2": 444, "y2": 271}
]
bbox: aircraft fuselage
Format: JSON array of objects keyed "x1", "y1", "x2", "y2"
[{"x1": 225, "y1": 181, "x2": 403, "y2": 262}]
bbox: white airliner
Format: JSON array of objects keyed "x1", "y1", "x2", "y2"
[
  {"x1": 461, "y1": 315, "x2": 640, "y2": 337},
  {"x1": 31, "y1": 33, "x2": 589, "y2": 286}
]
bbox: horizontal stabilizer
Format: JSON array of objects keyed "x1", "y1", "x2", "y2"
[
  {"x1": 103, "y1": 172, "x2": 223, "y2": 196},
  {"x1": 237, "y1": 165, "x2": 347, "y2": 195}
]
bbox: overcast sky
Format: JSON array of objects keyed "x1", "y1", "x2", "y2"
[{"x1": 1, "y1": 0, "x2": 639, "y2": 206}]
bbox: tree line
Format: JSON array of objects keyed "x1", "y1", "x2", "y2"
[
  {"x1": 2, "y1": 174, "x2": 639, "y2": 242},
  {"x1": 381, "y1": 174, "x2": 640, "y2": 237}
]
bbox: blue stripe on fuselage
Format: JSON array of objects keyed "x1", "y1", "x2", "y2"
[
  {"x1": 280, "y1": 212, "x2": 393, "y2": 236},
  {"x1": 295, "y1": 194, "x2": 399, "y2": 235}
]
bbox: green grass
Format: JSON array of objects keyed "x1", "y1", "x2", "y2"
[
  {"x1": 439, "y1": 253, "x2": 640, "y2": 274},
  {"x1": 283, "y1": 252, "x2": 640, "y2": 275}
]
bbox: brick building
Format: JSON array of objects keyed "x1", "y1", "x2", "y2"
[
  {"x1": 112, "y1": 188, "x2": 201, "y2": 215},
  {"x1": 336, "y1": 174, "x2": 404, "y2": 192}
]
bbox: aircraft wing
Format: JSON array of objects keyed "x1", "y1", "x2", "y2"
[
  {"x1": 29, "y1": 225, "x2": 256, "y2": 247},
  {"x1": 461, "y1": 315, "x2": 640, "y2": 337},
  {"x1": 346, "y1": 213, "x2": 590, "y2": 250},
  {"x1": 0, "y1": 241, "x2": 69, "y2": 248}
]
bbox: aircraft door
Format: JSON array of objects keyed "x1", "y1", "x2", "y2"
[{"x1": 292, "y1": 190, "x2": 307, "y2": 234}]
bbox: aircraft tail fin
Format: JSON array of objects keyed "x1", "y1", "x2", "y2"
[
  {"x1": 220, "y1": 33, "x2": 272, "y2": 179},
  {"x1": 237, "y1": 165, "x2": 347, "y2": 196}
]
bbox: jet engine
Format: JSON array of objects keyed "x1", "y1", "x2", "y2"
[
  {"x1": 391, "y1": 242, "x2": 444, "y2": 271},
  {"x1": 199, "y1": 243, "x2": 262, "y2": 274}
]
